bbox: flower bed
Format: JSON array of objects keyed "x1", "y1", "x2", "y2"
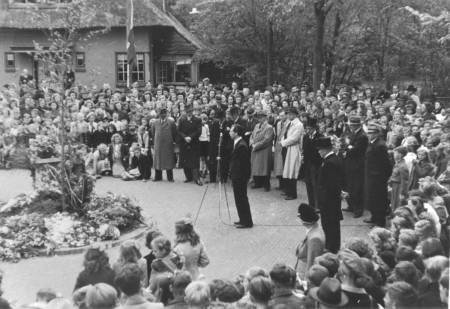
[{"x1": 0, "y1": 190, "x2": 144, "y2": 262}]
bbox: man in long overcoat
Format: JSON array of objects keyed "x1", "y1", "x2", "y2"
[
  {"x1": 249, "y1": 112, "x2": 274, "y2": 191},
  {"x1": 364, "y1": 123, "x2": 392, "y2": 228},
  {"x1": 274, "y1": 110, "x2": 288, "y2": 190},
  {"x1": 303, "y1": 117, "x2": 322, "y2": 209},
  {"x1": 343, "y1": 115, "x2": 368, "y2": 218},
  {"x1": 178, "y1": 105, "x2": 203, "y2": 186},
  {"x1": 280, "y1": 107, "x2": 304, "y2": 200},
  {"x1": 316, "y1": 137, "x2": 344, "y2": 254},
  {"x1": 152, "y1": 108, "x2": 176, "y2": 182}
]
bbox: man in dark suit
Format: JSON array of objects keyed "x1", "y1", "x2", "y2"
[
  {"x1": 229, "y1": 124, "x2": 253, "y2": 228},
  {"x1": 303, "y1": 118, "x2": 322, "y2": 210},
  {"x1": 364, "y1": 123, "x2": 392, "y2": 228},
  {"x1": 343, "y1": 115, "x2": 368, "y2": 218},
  {"x1": 178, "y1": 105, "x2": 203, "y2": 186},
  {"x1": 208, "y1": 108, "x2": 232, "y2": 183},
  {"x1": 316, "y1": 137, "x2": 344, "y2": 253}
]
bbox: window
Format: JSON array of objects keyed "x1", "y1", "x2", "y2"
[
  {"x1": 75, "y1": 52, "x2": 85, "y2": 68},
  {"x1": 5, "y1": 53, "x2": 15, "y2": 72},
  {"x1": 157, "y1": 58, "x2": 191, "y2": 84},
  {"x1": 116, "y1": 53, "x2": 145, "y2": 85}
]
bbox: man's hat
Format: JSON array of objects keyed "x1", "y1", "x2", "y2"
[
  {"x1": 305, "y1": 117, "x2": 317, "y2": 128},
  {"x1": 406, "y1": 85, "x2": 417, "y2": 92},
  {"x1": 159, "y1": 108, "x2": 168, "y2": 116},
  {"x1": 341, "y1": 92, "x2": 351, "y2": 99},
  {"x1": 348, "y1": 115, "x2": 362, "y2": 126},
  {"x1": 202, "y1": 77, "x2": 210, "y2": 83},
  {"x1": 246, "y1": 107, "x2": 256, "y2": 116},
  {"x1": 367, "y1": 123, "x2": 381, "y2": 133},
  {"x1": 297, "y1": 203, "x2": 319, "y2": 223},
  {"x1": 256, "y1": 111, "x2": 268, "y2": 118},
  {"x1": 286, "y1": 107, "x2": 299, "y2": 115},
  {"x1": 291, "y1": 86, "x2": 300, "y2": 93},
  {"x1": 309, "y1": 278, "x2": 349, "y2": 307},
  {"x1": 338, "y1": 249, "x2": 365, "y2": 276},
  {"x1": 175, "y1": 217, "x2": 193, "y2": 226},
  {"x1": 316, "y1": 137, "x2": 333, "y2": 149},
  {"x1": 185, "y1": 105, "x2": 194, "y2": 113}
]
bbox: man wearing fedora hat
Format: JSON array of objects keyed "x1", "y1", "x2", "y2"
[
  {"x1": 406, "y1": 84, "x2": 420, "y2": 106},
  {"x1": 178, "y1": 105, "x2": 203, "y2": 186},
  {"x1": 303, "y1": 117, "x2": 323, "y2": 210},
  {"x1": 364, "y1": 123, "x2": 392, "y2": 227},
  {"x1": 280, "y1": 107, "x2": 304, "y2": 200},
  {"x1": 250, "y1": 111, "x2": 274, "y2": 191},
  {"x1": 309, "y1": 278, "x2": 349, "y2": 308},
  {"x1": 295, "y1": 203, "x2": 325, "y2": 280},
  {"x1": 245, "y1": 107, "x2": 259, "y2": 142},
  {"x1": 343, "y1": 115, "x2": 368, "y2": 218},
  {"x1": 316, "y1": 137, "x2": 344, "y2": 253}
]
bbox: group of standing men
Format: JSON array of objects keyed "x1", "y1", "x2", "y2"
[{"x1": 302, "y1": 115, "x2": 392, "y2": 253}]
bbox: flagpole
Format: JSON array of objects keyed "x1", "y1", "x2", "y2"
[{"x1": 126, "y1": 0, "x2": 136, "y2": 90}]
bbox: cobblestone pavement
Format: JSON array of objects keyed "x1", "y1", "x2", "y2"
[{"x1": 0, "y1": 169, "x2": 373, "y2": 305}]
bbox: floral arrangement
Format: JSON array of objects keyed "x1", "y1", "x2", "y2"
[
  {"x1": 0, "y1": 189, "x2": 144, "y2": 262},
  {"x1": 29, "y1": 135, "x2": 60, "y2": 162}
]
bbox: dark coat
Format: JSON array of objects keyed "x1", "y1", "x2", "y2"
[
  {"x1": 94, "y1": 130, "x2": 111, "y2": 147},
  {"x1": 107, "y1": 144, "x2": 129, "y2": 170},
  {"x1": 178, "y1": 116, "x2": 202, "y2": 169},
  {"x1": 73, "y1": 268, "x2": 116, "y2": 291},
  {"x1": 303, "y1": 131, "x2": 323, "y2": 168},
  {"x1": 229, "y1": 138, "x2": 250, "y2": 182},
  {"x1": 317, "y1": 153, "x2": 344, "y2": 221},
  {"x1": 364, "y1": 137, "x2": 392, "y2": 212},
  {"x1": 209, "y1": 119, "x2": 232, "y2": 159},
  {"x1": 80, "y1": 132, "x2": 96, "y2": 149},
  {"x1": 345, "y1": 128, "x2": 368, "y2": 173},
  {"x1": 130, "y1": 154, "x2": 152, "y2": 180}
]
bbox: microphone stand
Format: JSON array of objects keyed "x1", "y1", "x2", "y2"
[{"x1": 216, "y1": 132, "x2": 231, "y2": 221}]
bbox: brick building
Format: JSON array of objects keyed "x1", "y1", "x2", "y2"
[{"x1": 0, "y1": 0, "x2": 203, "y2": 88}]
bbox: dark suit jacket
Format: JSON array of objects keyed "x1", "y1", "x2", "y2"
[
  {"x1": 178, "y1": 116, "x2": 202, "y2": 168},
  {"x1": 209, "y1": 119, "x2": 232, "y2": 158},
  {"x1": 345, "y1": 128, "x2": 368, "y2": 172},
  {"x1": 317, "y1": 153, "x2": 344, "y2": 221},
  {"x1": 107, "y1": 144, "x2": 129, "y2": 169},
  {"x1": 302, "y1": 131, "x2": 323, "y2": 168},
  {"x1": 365, "y1": 137, "x2": 392, "y2": 211},
  {"x1": 230, "y1": 138, "x2": 250, "y2": 182}
]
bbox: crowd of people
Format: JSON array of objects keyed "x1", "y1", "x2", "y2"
[{"x1": 0, "y1": 70, "x2": 450, "y2": 308}]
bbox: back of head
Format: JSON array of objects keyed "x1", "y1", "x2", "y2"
[
  {"x1": 83, "y1": 248, "x2": 110, "y2": 273},
  {"x1": 424, "y1": 256, "x2": 449, "y2": 282},
  {"x1": 306, "y1": 265, "x2": 329, "y2": 288},
  {"x1": 209, "y1": 279, "x2": 243, "y2": 303},
  {"x1": 114, "y1": 263, "x2": 142, "y2": 296},
  {"x1": 387, "y1": 282, "x2": 417, "y2": 308},
  {"x1": 171, "y1": 271, "x2": 192, "y2": 296},
  {"x1": 394, "y1": 261, "x2": 420, "y2": 288},
  {"x1": 344, "y1": 237, "x2": 373, "y2": 259},
  {"x1": 244, "y1": 266, "x2": 269, "y2": 282},
  {"x1": 314, "y1": 253, "x2": 340, "y2": 277},
  {"x1": 185, "y1": 281, "x2": 211, "y2": 308},
  {"x1": 247, "y1": 276, "x2": 272, "y2": 304},
  {"x1": 145, "y1": 229, "x2": 162, "y2": 249},
  {"x1": 36, "y1": 288, "x2": 57, "y2": 303},
  {"x1": 421, "y1": 237, "x2": 444, "y2": 259},
  {"x1": 269, "y1": 263, "x2": 292, "y2": 288},
  {"x1": 85, "y1": 283, "x2": 117, "y2": 309},
  {"x1": 398, "y1": 229, "x2": 419, "y2": 250},
  {"x1": 119, "y1": 240, "x2": 142, "y2": 264}
]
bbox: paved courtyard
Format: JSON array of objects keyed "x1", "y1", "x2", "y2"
[{"x1": 0, "y1": 169, "x2": 372, "y2": 305}]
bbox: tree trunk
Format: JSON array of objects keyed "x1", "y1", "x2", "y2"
[
  {"x1": 267, "y1": 21, "x2": 274, "y2": 86},
  {"x1": 313, "y1": 0, "x2": 328, "y2": 91},
  {"x1": 325, "y1": 9, "x2": 341, "y2": 87}
]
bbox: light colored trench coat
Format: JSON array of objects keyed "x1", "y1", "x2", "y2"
[
  {"x1": 280, "y1": 117, "x2": 304, "y2": 179},
  {"x1": 274, "y1": 119, "x2": 288, "y2": 177},
  {"x1": 250, "y1": 121, "x2": 274, "y2": 176},
  {"x1": 152, "y1": 117, "x2": 177, "y2": 170}
]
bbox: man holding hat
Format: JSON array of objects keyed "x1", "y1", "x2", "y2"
[
  {"x1": 249, "y1": 111, "x2": 274, "y2": 191},
  {"x1": 316, "y1": 137, "x2": 344, "y2": 253},
  {"x1": 152, "y1": 108, "x2": 177, "y2": 182},
  {"x1": 280, "y1": 107, "x2": 304, "y2": 200},
  {"x1": 295, "y1": 203, "x2": 325, "y2": 280},
  {"x1": 303, "y1": 117, "x2": 323, "y2": 209},
  {"x1": 343, "y1": 115, "x2": 368, "y2": 218},
  {"x1": 364, "y1": 123, "x2": 392, "y2": 227},
  {"x1": 178, "y1": 105, "x2": 203, "y2": 186}
]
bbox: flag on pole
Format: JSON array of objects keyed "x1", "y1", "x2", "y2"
[{"x1": 126, "y1": 0, "x2": 136, "y2": 86}]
